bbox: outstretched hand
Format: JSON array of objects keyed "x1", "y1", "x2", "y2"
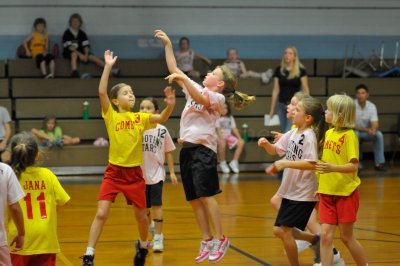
[
  {"x1": 315, "y1": 160, "x2": 334, "y2": 173},
  {"x1": 165, "y1": 73, "x2": 186, "y2": 84},
  {"x1": 265, "y1": 164, "x2": 278, "y2": 176},
  {"x1": 154, "y1": 29, "x2": 171, "y2": 45},
  {"x1": 163, "y1": 86, "x2": 176, "y2": 106},
  {"x1": 104, "y1": 50, "x2": 117, "y2": 66},
  {"x1": 257, "y1": 137, "x2": 270, "y2": 148}
]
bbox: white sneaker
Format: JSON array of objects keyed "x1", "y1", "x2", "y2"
[
  {"x1": 229, "y1": 160, "x2": 240, "y2": 174},
  {"x1": 333, "y1": 251, "x2": 345, "y2": 266},
  {"x1": 261, "y1": 69, "x2": 273, "y2": 84},
  {"x1": 295, "y1": 239, "x2": 310, "y2": 253},
  {"x1": 219, "y1": 161, "x2": 230, "y2": 174},
  {"x1": 313, "y1": 250, "x2": 345, "y2": 266},
  {"x1": 148, "y1": 220, "x2": 155, "y2": 236},
  {"x1": 152, "y1": 234, "x2": 164, "y2": 252},
  {"x1": 44, "y1": 73, "x2": 54, "y2": 79}
]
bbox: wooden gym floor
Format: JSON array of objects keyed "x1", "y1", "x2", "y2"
[{"x1": 54, "y1": 162, "x2": 400, "y2": 266}]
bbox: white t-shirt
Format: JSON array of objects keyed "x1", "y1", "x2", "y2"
[
  {"x1": 175, "y1": 49, "x2": 195, "y2": 72},
  {"x1": 224, "y1": 60, "x2": 243, "y2": 78},
  {"x1": 275, "y1": 128, "x2": 319, "y2": 202},
  {"x1": 355, "y1": 99, "x2": 378, "y2": 129},
  {"x1": 142, "y1": 124, "x2": 176, "y2": 185},
  {"x1": 0, "y1": 163, "x2": 25, "y2": 247},
  {"x1": 216, "y1": 116, "x2": 236, "y2": 136},
  {"x1": 179, "y1": 79, "x2": 225, "y2": 153}
]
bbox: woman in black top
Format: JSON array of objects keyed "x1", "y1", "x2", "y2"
[{"x1": 269, "y1": 46, "x2": 310, "y2": 132}]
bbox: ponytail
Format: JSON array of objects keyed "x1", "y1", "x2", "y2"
[
  {"x1": 9, "y1": 132, "x2": 39, "y2": 177},
  {"x1": 218, "y1": 65, "x2": 256, "y2": 110}
]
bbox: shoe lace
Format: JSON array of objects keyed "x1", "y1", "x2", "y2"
[{"x1": 209, "y1": 239, "x2": 220, "y2": 254}]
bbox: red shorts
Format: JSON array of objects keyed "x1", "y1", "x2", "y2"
[
  {"x1": 98, "y1": 164, "x2": 146, "y2": 208},
  {"x1": 319, "y1": 189, "x2": 359, "y2": 224},
  {"x1": 11, "y1": 253, "x2": 56, "y2": 266}
]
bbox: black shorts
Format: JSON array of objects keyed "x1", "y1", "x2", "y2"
[
  {"x1": 35, "y1": 54, "x2": 54, "y2": 68},
  {"x1": 275, "y1": 198, "x2": 316, "y2": 230},
  {"x1": 146, "y1": 181, "x2": 163, "y2": 208},
  {"x1": 180, "y1": 143, "x2": 221, "y2": 201}
]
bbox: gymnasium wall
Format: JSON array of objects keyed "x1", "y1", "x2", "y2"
[{"x1": 0, "y1": 0, "x2": 399, "y2": 59}]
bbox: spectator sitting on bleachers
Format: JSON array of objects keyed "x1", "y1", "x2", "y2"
[
  {"x1": 354, "y1": 84, "x2": 386, "y2": 171},
  {"x1": 224, "y1": 48, "x2": 272, "y2": 84},
  {"x1": 216, "y1": 102, "x2": 245, "y2": 174},
  {"x1": 31, "y1": 114, "x2": 80, "y2": 148},
  {"x1": 62, "y1": 13, "x2": 119, "y2": 78},
  {"x1": 0, "y1": 106, "x2": 12, "y2": 161},
  {"x1": 23, "y1": 18, "x2": 55, "y2": 79},
  {"x1": 175, "y1": 36, "x2": 212, "y2": 79}
]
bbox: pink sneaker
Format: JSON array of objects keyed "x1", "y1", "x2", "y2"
[
  {"x1": 209, "y1": 236, "x2": 230, "y2": 263},
  {"x1": 195, "y1": 239, "x2": 212, "y2": 263}
]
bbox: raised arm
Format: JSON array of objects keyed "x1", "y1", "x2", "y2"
[
  {"x1": 165, "y1": 73, "x2": 210, "y2": 107},
  {"x1": 154, "y1": 30, "x2": 184, "y2": 76},
  {"x1": 149, "y1": 87, "x2": 176, "y2": 124},
  {"x1": 99, "y1": 50, "x2": 117, "y2": 114}
]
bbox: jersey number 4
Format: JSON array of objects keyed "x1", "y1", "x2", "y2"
[{"x1": 24, "y1": 192, "x2": 47, "y2": 219}]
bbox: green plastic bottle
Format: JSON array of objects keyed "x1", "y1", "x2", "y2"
[
  {"x1": 83, "y1": 101, "x2": 90, "y2": 120},
  {"x1": 242, "y1": 123, "x2": 249, "y2": 142}
]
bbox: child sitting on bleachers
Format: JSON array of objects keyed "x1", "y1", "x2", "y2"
[
  {"x1": 31, "y1": 115, "x2": 80, "y2": 148},
  {"x1": 216, "y1": 102, "x2": 245, "y2": 174},
  {"x1": 224, "y1": 48, "x2": 272, "y2": 84},
  {"x1": 23, "y1": 18, "x2": 55, "y2": 79}
]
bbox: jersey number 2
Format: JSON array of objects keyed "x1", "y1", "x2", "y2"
[{"x1": 24, "y1": 192, "x2": 47, "y2": 219}]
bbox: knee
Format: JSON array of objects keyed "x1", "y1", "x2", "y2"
[
  {"x1": 270, "y1": 195, "x2": 281, "y2": 211},
  {"x1": 340, "y1": 234, "x2": 353, "y2": 246},
  {"x1": 218, "y1": 140, "x2": 226, "y2": 149},
  {"x1": 95, "y1": 208, "x2": 109, "y2": 221},
  {"x1": 237, "y1": 139, "x2": 245, "y2": 148},
  {"x1": 376, "y1": 131, "x2": 384, "y2": 140},
  {"x1": 320, "y1": 230, "x2": 333, "y2": 247},
  {"x1": 71, "y1": 52, "x2": 78, "y2": 60},
  {"x1": 272, "y1": 226, "x2": 284, "y2": 238},
  {"x1": 136, "y1": 209, "x2": 149, "y2": 223}
]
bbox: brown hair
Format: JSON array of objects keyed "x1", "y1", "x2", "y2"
[
  {"x1": 109, "y1": 83, "x2": 130, "y2": 111},
  {"x1": 69, "y1": 13, "x2": 83, "y2": 27},
  {"x1": 218, "y1": 65, "x2": 256, "y2": 110},
  {"x1": 9, "y1": 132, "x2": 39, "y2": 177},
  {"x1": 300, "y1": 97, "x2": 327, "y2": 157}
]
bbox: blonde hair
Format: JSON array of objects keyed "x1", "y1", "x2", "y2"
[
  {"x1": 293, "y1": 91, "x2": 310, "y2": 102},
  {"x1": 327, "y1": 94, "x2": 356, "y2": 129},
  {"x1": 218, "y1": 65, "x2": 256, "y2": 110},
  {"x1": 300, "y1": 97, "x2": 327, "y2": 157},
  {"x1": 280, "y1": 46, "x2": 304, "y2": 79}
]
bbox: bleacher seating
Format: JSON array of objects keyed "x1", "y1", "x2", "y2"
[{"x1": 3, "y1": 58, "x2": 399, "y2": 167}]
